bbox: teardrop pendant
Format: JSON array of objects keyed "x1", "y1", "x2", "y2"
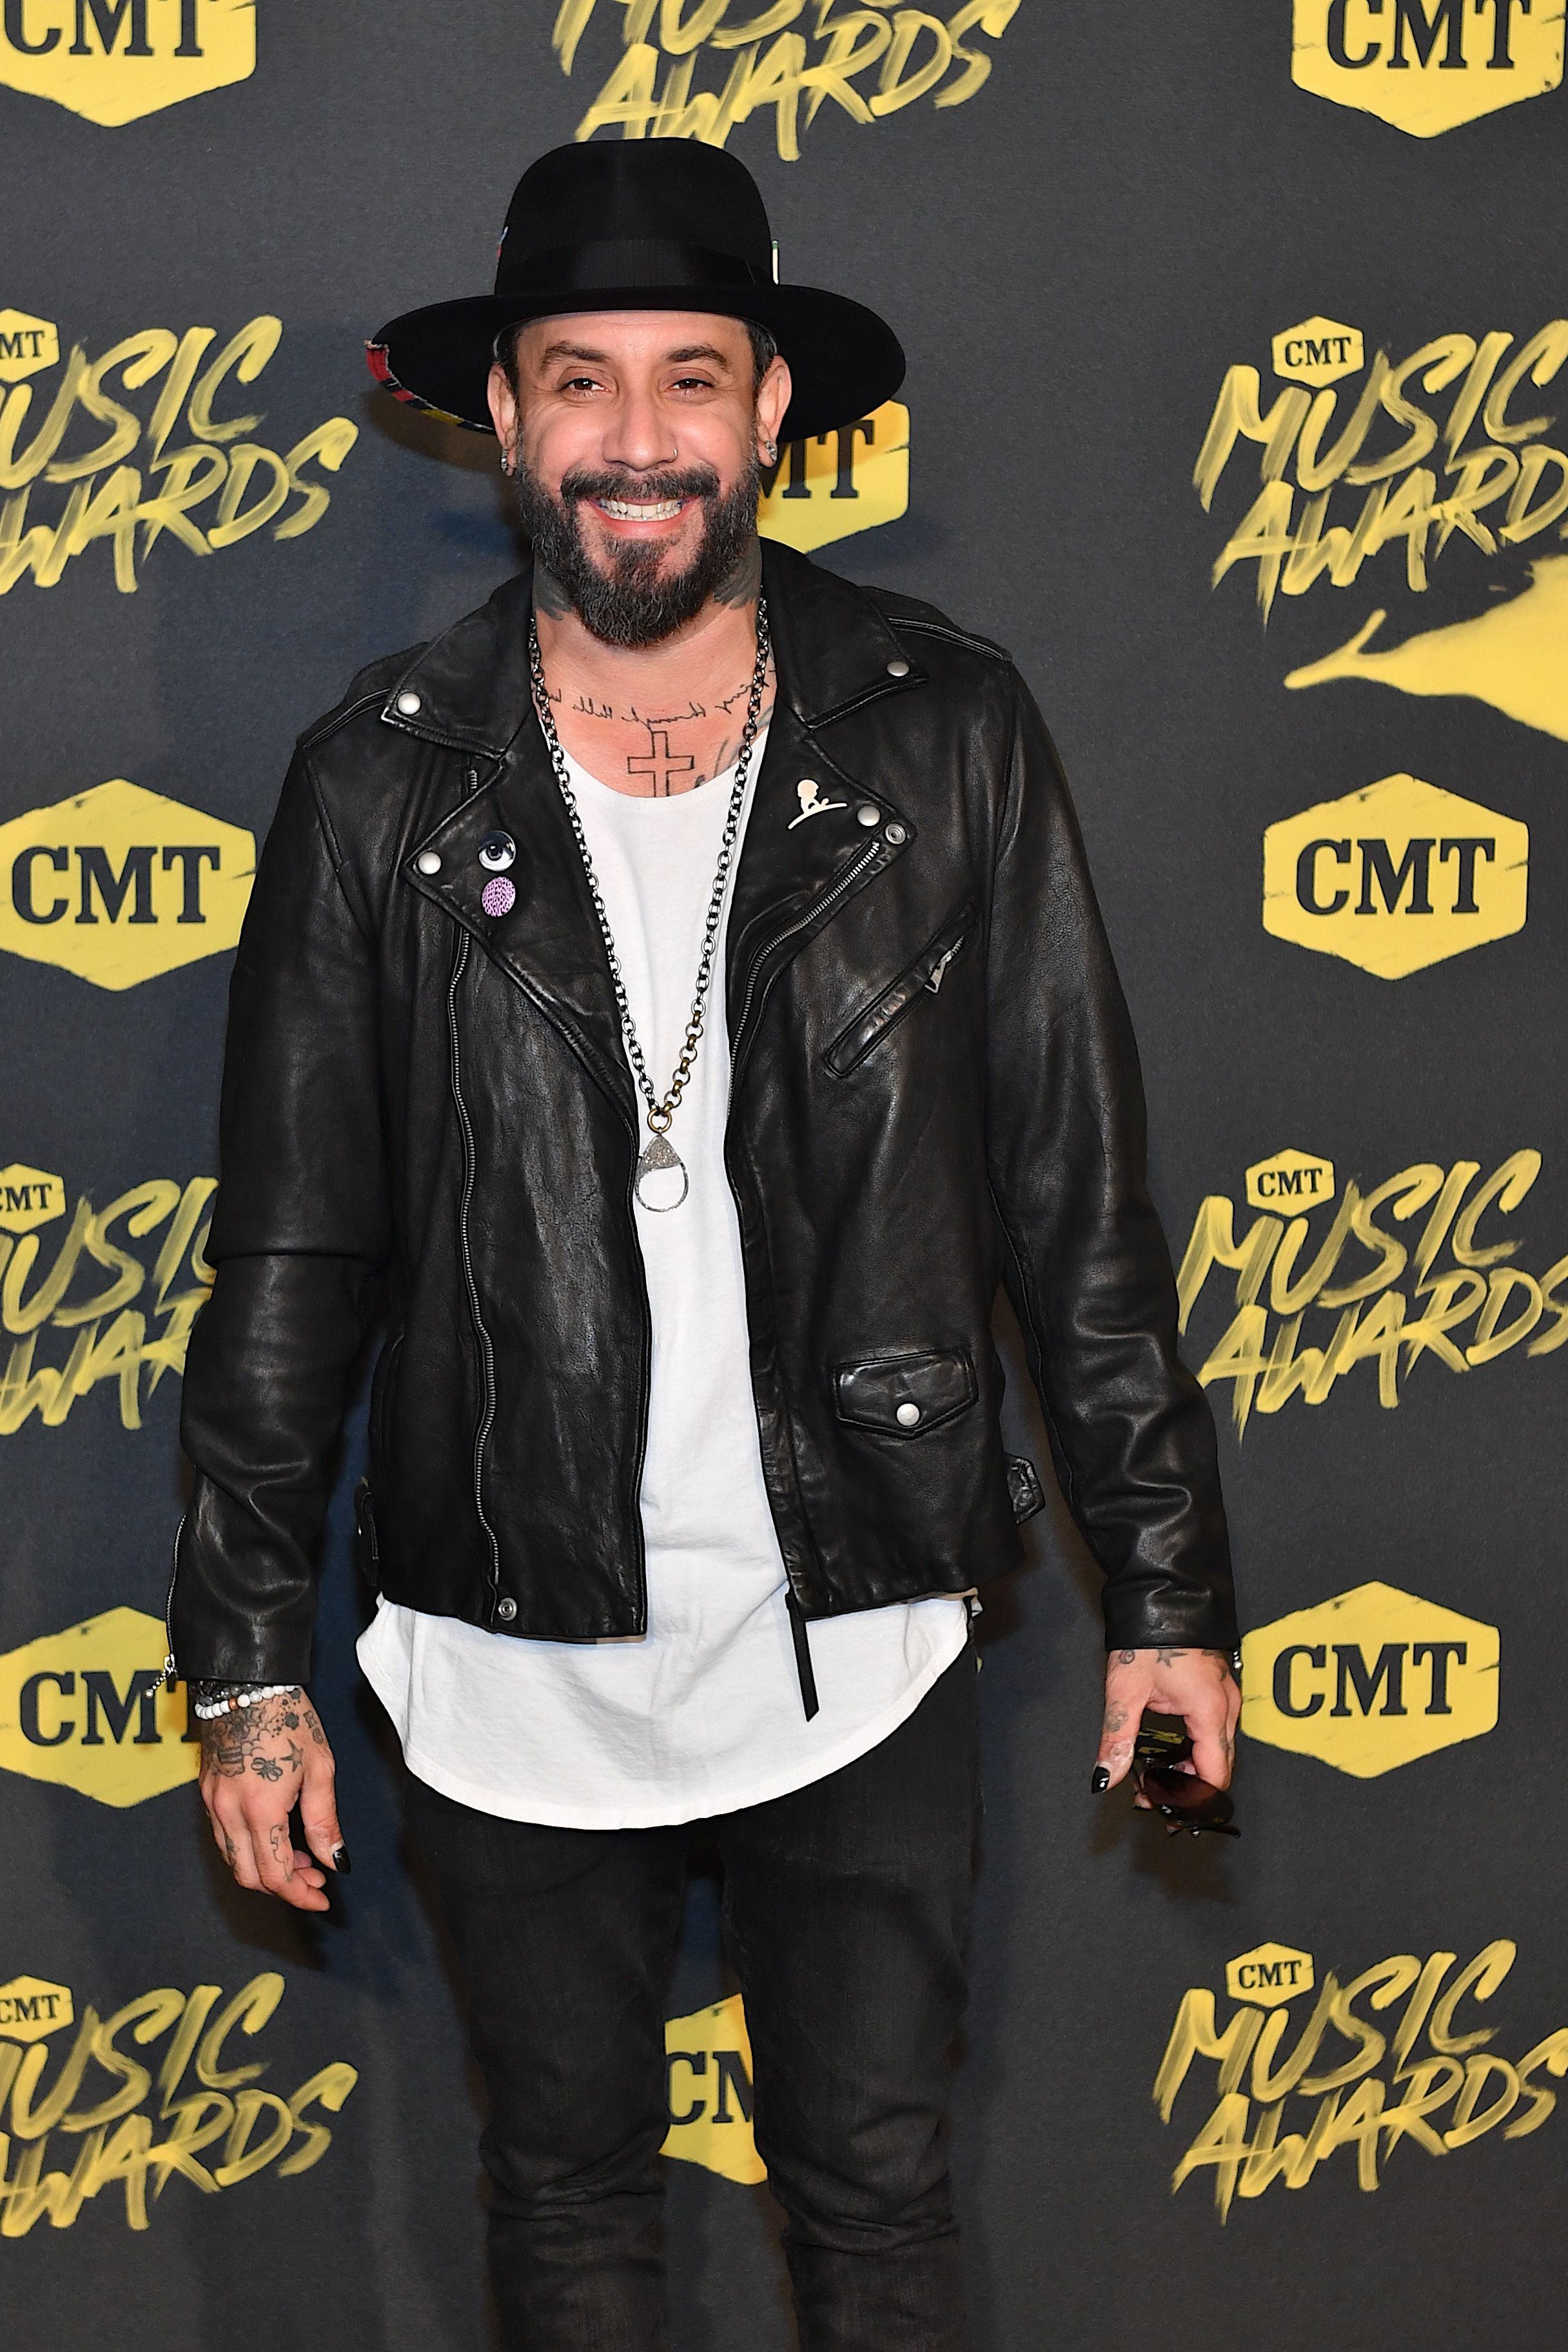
[{"x1": 634, "y1": 1130, "x2": 689, "y2": 1211}]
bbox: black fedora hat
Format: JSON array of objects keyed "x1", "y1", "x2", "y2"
[{"x1": 368, "y1": 141, "x2": 904, "y2": 449}]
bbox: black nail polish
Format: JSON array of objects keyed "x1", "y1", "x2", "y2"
[
  {"x1": 332, "y1": 1844, "x2": 352, "y2": 1875},
  {"x1": 1090, "y1": 1765, "x2": 1110, "y2": 1794}
]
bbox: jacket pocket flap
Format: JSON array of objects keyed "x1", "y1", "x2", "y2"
[
  {"x1": 823, "y1": 905, "x2": 973, "y2": 1077},
  {"x1": 833, "y1": 1347, "x2": 978, "y2": 1436}
]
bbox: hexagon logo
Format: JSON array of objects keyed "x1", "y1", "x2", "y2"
[
  {"x1": 1225, "y1": 1943, "x2": 1316, "y2": 2006},
  {"x1": 1293, "y1": 0, "x2": 1565, "y2": 137},
  {"x1": 1264, "y1": 774, "x2": 1527, "y2": 979},
  {"x1": 759, "y1": 402, "x2": 908, "y2": 555},
  {"x1": 662, "y1": 1993, "x2": 766, "y2": 2184},
  {"x1": 0, "y1": 779, "x2": 255, "y2": 990},
  {"x1": 0, "y1": 1164, "x2": 66, "y2": 1233},
  {"x1": 1246, "y1": 1149, "x2": 1337, "y2": 1214},
  {"x1": 0, "y1": 1975, "x2": 74, "y2": 2041},
  {"x1": 1272, "y1": 317, "x2": 1364, "y2": 387},
  {"x1": 1242, "y1": 1581, "x2": 1499, "y2": 1778},
  {"x1": 0, "y1": 309, "x2": 58, "y2": 382},
  {"x1": 0, "y1": 0, "x2": 256, "y2": 127},
  {"x1": 0, "y1": 1608, "x2": 197, "y2": 1807}
]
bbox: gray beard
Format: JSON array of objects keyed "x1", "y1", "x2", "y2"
[{"x1": 511, "y1": 458, "x2": 761, "y2": 647}]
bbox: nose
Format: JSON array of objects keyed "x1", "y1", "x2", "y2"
[{"x1": 601, "y1": 377, "x2": 679, "y2": 475}]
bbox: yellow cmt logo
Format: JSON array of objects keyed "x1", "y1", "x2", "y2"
[
  {"x1": 0, "y1": 0, "x2": 255, "y2": 126},
  {"x1": 1293, "y1": 0, "x2": 1565, "y2": 135},
  {"x1": 0, "y1": 309, "x2": 58, "y2": 382},
  {"x1": 1225, "y1": 1944, "x2": 1315, "y2": 2006},
  {"x1": 0, "y1": 1975, "x2": 74, "y2": 2041},
  {"x1": 1245, "y1": 1149, "x2": 1335, "y2": 1213},
  {"x1": 0, "y1": 779, "x2": 254, "y2": 990},
  {"x1": 0, "y1": 1609, "x2": 197, "y2": 1807},
  {"x1": 759, "y1": 403, "x2": 908, "y2": 555},
  {"x1": 1264, "y1": 774, "x2": 1527, "y2": 977},
  {"x1": 663, "y1": 1993, "x2": 765, "y2": 2185},
  {"x1": 1242, "y1": 1581, "x2": 1499, "y2": 1777},
  {"x1": 1272, "y1": 317, "x2": 1364, "y2": 387},
  {"x1": 0, "y1": 1164, "x2": 66, "y2": 1233}
]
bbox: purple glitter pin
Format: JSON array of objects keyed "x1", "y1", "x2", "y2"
[{"x1": 482, "y1": 876, "x2": 515, "y2": 918}]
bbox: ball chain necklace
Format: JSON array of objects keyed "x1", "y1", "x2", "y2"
[{"x1": 527, "y1": 600, "x2": 772, "y2": 1213}]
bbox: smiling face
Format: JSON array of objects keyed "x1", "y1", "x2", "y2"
[{"x1": 487, "y1": 309, "x2": 791, "y2": 646}]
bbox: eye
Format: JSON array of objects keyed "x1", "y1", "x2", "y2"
[
  {"x1": 558, "y1": 373, "x2": 603, "y2": 395},
  {"x1": 671, "y1": 374, "x2": 717, "y2": 393}
]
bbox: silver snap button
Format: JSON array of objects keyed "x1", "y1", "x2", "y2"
[
  {"x1": 886, "y1": 658, "x2": 910, "y2": 679},
  {"x1": 885, "y1": 821, "x2": 908, "y2": 846},
  {"x1": 896, "y1": 1400, "x2": 922, "y2": 1427},
  {"x1": 856, "y1": 804, "x2": 879, "y2": 828},
  {"x1": 495, "y1": 1596, "x2": 518, "y2": 1623},
  {"x1": 395, "y1": 689, "x2": 422, "y2": 716},
  {"x1": 478, "y1": 832, "x2": 516, "y2": 872},
  {"x1": 415, "y1": 849, "x2": 442, "y2": 876}
]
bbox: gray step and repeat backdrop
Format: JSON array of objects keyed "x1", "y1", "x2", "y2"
[{"x1": 3, "y1": 5, "x2": 1565, "y2": 2346}]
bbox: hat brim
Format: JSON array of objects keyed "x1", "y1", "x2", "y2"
[{"x1": 366, "y1": 284, "x2": 905, "y2": 449}]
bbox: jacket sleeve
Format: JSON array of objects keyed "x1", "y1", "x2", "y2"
[
  {"x1": 984, "y1": 671, "x2": 1237, "y2": 1653},
  {"x1": 173, "y1": 745, "x2": 391, "y2": 1685}
]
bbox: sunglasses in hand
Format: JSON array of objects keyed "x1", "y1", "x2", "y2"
[{"x1": 1132, "y1": 1716, "x2": 1239, "y2": 1839}]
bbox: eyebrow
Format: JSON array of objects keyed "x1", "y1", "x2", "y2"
[{"x1": 536, "y1": 340, "x2": 736, "y2": 369}]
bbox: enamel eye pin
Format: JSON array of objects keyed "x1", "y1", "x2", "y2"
[{"x1": 478, "y1": 832, "x2": 516, "y2": 872}]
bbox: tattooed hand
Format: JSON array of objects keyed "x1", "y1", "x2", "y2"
[
  {"x1": 198, "y1": 1691, "x2": 346, "y2": 1914},
  {"x1": 1094, "y1": 1646, "x2": 1239, "y2": 1801}
]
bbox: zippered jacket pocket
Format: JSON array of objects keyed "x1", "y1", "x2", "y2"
[{"x1": 823, "y1": 905, "x2": 972, "y2": 1077}]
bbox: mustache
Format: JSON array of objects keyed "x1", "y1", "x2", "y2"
[{"x1": 558, "y1": 465, "x2": 723, "y2": 507}]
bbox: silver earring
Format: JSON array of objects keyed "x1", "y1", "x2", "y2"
[
  {"x1": 499, "y1": 451, "x2": 514, "y2": 477},
  {"x1": 762, "y1": 438, "x2": 778, "y2": 464}
]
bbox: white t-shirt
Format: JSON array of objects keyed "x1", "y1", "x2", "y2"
[{"x1": 358, "y1": 727, "x2": 970, "y2": 1828}]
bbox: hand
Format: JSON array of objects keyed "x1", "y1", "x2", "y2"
[
  {"x1": 199, "y1": 1689, "x2": 348, "y2": 1914},
  {"x1": 1093, "y1": 1647, "x2": 1239, "y2": 1801}
]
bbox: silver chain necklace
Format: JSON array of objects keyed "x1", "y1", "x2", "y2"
[{"x1": 528, "y1": 600, "x2": 772, "y2": 1212}]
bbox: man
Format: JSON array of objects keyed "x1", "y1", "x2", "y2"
[{"x1": 175, "y1": 141, "x2": 1239, "y2": 2352}]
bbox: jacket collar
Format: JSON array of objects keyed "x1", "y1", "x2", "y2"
[
  {"x1": 378, "y1": 540, "x2": 926, "y2": 752},
  {"x1": 380, "y1": 571, "x2": 538, "y2": 758},
  {"x1": 760, "y1": 538, "x2": 928, "y2": 729}
]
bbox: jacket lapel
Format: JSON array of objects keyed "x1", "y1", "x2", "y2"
[
  {"x1": 404, "y1": 722, "x2": 641, "y2": 1133},
  {"x1": 723, "y1": 543, "x2": 927, "y2": 1063}
]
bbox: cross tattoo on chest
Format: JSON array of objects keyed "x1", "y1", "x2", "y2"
[{"x1": 627, "y1": 728, "x2": 697, "y2": 796}]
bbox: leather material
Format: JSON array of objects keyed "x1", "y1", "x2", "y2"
[
  {"x1": 823, "y1": 906, "x2": 972, "y2": 1077},
  {"x1": 1004, "y1": 1455, "x2": 1047, "y2": 1526},
  {"x1": 173, "y1": 541, "x2": 1238, "y2": 1683}
]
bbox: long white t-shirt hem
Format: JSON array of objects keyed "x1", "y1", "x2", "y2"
[{"x1": 362, "y1": 1597, "x2": 970, "y2": 1829}]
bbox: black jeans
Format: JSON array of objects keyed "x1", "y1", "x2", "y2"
[{"x1": 406, "y1": 1643, "x2": 979, "y2": 2352}]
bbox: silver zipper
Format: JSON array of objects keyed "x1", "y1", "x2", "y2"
[
  {"x1": 730, "y1": 842, "x2": 882, "y2": 1090},
  {"x1": 723, "y1": 837, "x2": 883, "y2": 1614},
  {"x1": 925, "y1": 937, "x2": 964, "y2": 994},
  {"x1": 155, "y1": 1515, "x2": 184, "y2": 1692},
  {"x1": 447, "y1": 927, "x2": 503, "y2": 1596}
]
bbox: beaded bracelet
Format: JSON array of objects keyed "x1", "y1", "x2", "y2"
[{"x1": 190, "y1": 1683, "x2": 300, "y2": 1721}]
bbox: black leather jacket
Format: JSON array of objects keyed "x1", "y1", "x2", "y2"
[{"x1": 172, "y1": 542, "x2": 1236, "y2": 1684}]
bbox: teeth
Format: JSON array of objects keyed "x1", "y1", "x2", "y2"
[{"x1": 600, "y1": 498, "x2": 683, "y2": 521}]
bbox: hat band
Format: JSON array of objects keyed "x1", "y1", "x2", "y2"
[{"x1": 496, "y1": 236, "x2": 770, "y2": 300}]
